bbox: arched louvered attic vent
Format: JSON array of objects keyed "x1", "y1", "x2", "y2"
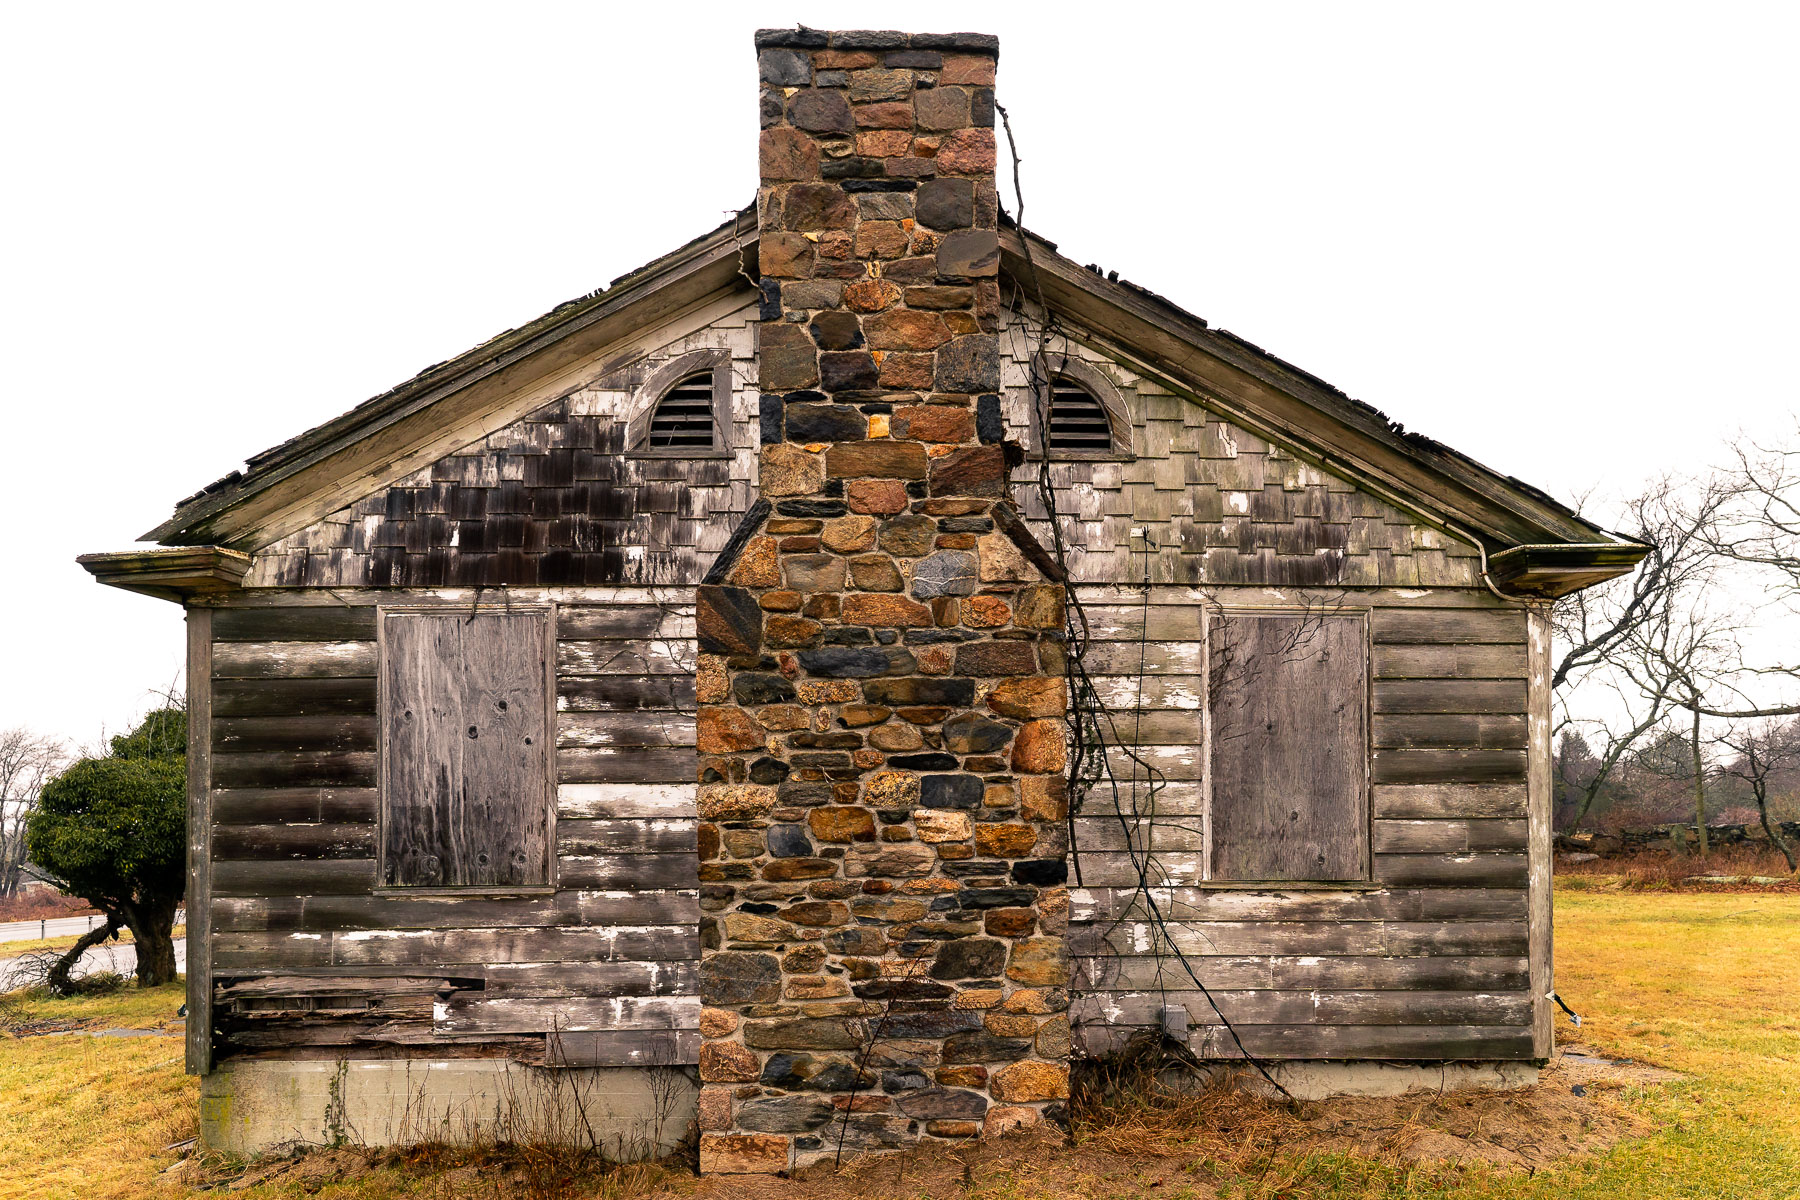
[
  {"x1": 647, "y1": 375, "x2": 717, "y2": 449},
  {"x1": 1046, "y1": 380, "x2": 1114, "y2": 452}
]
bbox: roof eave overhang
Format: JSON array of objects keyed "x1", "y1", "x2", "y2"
[
  {"x1": 78, "y1": 547, "x2": 252, "y2": 604},
  {"x1": 1487, "y1": 543, "x2": 1651, "y2": 599},
  {"x1": 145, "y1": 208, "x2": 759, "y2": 549},
  {"x1": 999, "y1": 229, "x2": 1617, "y2": 552}
]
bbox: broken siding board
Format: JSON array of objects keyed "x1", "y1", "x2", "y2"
[
  {"x1": 556, "y1": 606, "x2": 696, "y2": 641},
  {"x1": 212, "y1": 641, "x2": 377, "y2": 679},
  {"x1": 328, "y1": 926, "x2": 698, "y2": 967},
  {"x1": 213, "y1": 678, "x2": 378, "y2": 718},
  {"x1": 1070, "y1": 955, "x2": 1530, "y2": 992},
  {"x1": 381, "y1": 610, "x2": 554, "y2": 890},
  {"x1": 1076, "y1": 606, "x2": 1206, "y2": 641},
  {"x1": 1371, "y1": 715, "x2": 1529, "y2": 749},
  {"x1": 480, "y1": 961, "x2": 698, "y2": 998},
  {"x1": 1082, "y1": 675, "x2": 1205, "y2": 712},
  {"x1": 1070, "y1": 990, "x2": 1533, "y2": 1028},
  {"x1": 1371, "y1": 680, "x2": 1528, "y2": 714},
  {"x1": 557, "y1": 640, "x2": 693, "y2": 677},
  {"x1": 557, "y1": 819, "x2": 698, "y2": 856},
  {"x1": 1208, "y1": 612, "x2": 1368, "y2": 881}
]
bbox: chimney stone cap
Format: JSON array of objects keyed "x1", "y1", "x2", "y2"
[{"x1": 754, "y1": 27, "x2": 998, "y2": 54}]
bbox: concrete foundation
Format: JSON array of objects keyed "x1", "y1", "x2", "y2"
[
  {"x1": 1227, "y1": 1060, "x2": 1540, "y2": 1100},
  {"x1": 200, "y1": 1058, "x2": 697, "y2": 1159}
]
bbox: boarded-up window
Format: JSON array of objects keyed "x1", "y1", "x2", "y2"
[
  {"x1": 381, "y1": 610, "x2": 553, "y2": 889},
  {"x1": 1208, "y1": 612, "x2": 1368, "y2": 881}
]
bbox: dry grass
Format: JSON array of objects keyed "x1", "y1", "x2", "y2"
[{"x1": 1558, "y1": 845, "x2": 1799, "y2": 891}]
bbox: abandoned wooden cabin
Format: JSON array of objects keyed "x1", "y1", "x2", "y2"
[{"x1": 79, "y1": 27, "x2": 1646, "y2": 1173}]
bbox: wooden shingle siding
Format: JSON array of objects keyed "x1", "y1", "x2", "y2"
[{"x1": 203, "y1": 589, "x2": 699, "y2": 1065}]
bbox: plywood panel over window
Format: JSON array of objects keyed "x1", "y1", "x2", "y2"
[
  {"x1": 1208, "y1": 612, "x2": 1369, "y2": 881},
  {"x1": 381, "y1": 610, "x2": 553, "y2": 889}
]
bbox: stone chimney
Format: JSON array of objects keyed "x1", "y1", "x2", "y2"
[{"x1": 694, "y1": 29, "x2": 1070, "y2": 1174}]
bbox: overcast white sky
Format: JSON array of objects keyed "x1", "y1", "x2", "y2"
[{"x1": 3, "y1": 2, "x2": 1795, "y2": 748}]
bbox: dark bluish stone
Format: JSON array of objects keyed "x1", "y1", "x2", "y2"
[
  {"x1": 884, "y1": 49, "x2": 942, "y2": 68},
  {"x1": 759, "y1": 277, "x2": 782, "y2": 321},
  {"x1": 875, "y1": 629, "x2": 898, "y2": 644},
  {"x1": 782, "y1": 389, "x2": 829, "y2": 405},
  {"x1": 778, "y1": 781, "x2": 835, "y2": 806},
  {"x1": 880, "y1": 1008, "x2": 982, "y2": 1039},
  {"x1": 788, "y1": 732, "x2": 863, "y2": 750},
  {"x1": 758, "y1": 47, "x2": 811, "y2": 85},
  {"x1": 842, "y1": 179, "x2": 917, "y2": 193},
  {"x1": 767, "y1": 823, "x2": 813, "y2": 857},
  {"x1": 798, "y1": 646, "x2": 915, "y2": 677},
  {"x1": 759, "y1": 1052, "x2": 816, "y2": 1088},
  {"x1": 734, "y1": 673, "x2": 797, "y2": 705},
  {"x1": 862, "y1": 677, "x2": 975, "y2": 705},
  {"x1": 910, "y1": 550, "x2": 979, "y2": 598},
  {"x1": 938, "y1": 516, "x2": 993, "y2": 533},
  {"x1": 928, "y1": 937, "x2": 1006, "y2": 979},
  {"x1": 741, "y1": 902, "x2": 779, "y2": 915},
  {"x1": 749, "y1": 756, "x2": 792, "y2": 785},
  {"x1": 700, "y1": 951, "x2": 782, "y2": 1005},
  {"x1": 759, "y1": 393, "x2": 784, "y2": 445},
  {"x1": 976, "y1": 394, "x2": 1004, "y2": 443},
  {"x1": 821, "y1": 157, "x2": 885, "y2": 180},
  {"x1": 916, "y1": 178, "x2": 975, "y2": 231},
  {"x1": 902, "y1": 629, "x2": 972, "y2": 645},
  {"x1": 736, "y1": 1094, "x2": 835, "y2": 1133},
  {"x1": 786, "y1": 404, "x2": 867, "y2": 443},
  {"x1": 881, "y1": 1069, "x2": 931, "y2": 1093},
  {"x1": 1011, "y1": 858, "x2": 1069, "y2": 886},
  {"x1": 942, "y1": 713, "x2": 1011, "y2": 755},
  {"x1": 919, "y1": 773, "x2": 984, "y2": 807},
  {"x1": 755, "y1": 27, "x2": 829, "y2": 48},
  {"x1": 808, "y1": 311, "x2": 864, "y2": 351},
  {"x1": 971, "y1": 86, "x2": 995, "y2": 128},
  {"x1": 824, "y1": 626, "x2": 875, "y2": 646},
  {"x1": 777, "y1": 499, "x2": 847, "y2": 517},
  {"x1": 897, "y1": 1089, "x2": 988, "y2": 1119},
  {"x1": 893, "y1": 754, "x2": 961, "y2": 773},
  {"x1": 853, "y1": 979, "x2": 955, "y2": 1001},
  {"x1": 819, "y1": 351, "x2": 880, "y2": 392},
  {"x1": 941, "y1": 1032, "x2": 1031, "y2": 1064}
]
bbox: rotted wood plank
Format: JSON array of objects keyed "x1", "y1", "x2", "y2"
[
  {"x1": 556, "y1": 712, "x2": 697, "y2": 750},
  {"x1": 1372, "y1": 783, "x2": 1527, "y2": 819},
  {"x1": 319, "y1": 924, "x2": 700, "y2": 967},
  {"x1": 212, "y1": 641, "x2": 376, "y2": 679},
  {"x1": 547, "y1": 1029, "x2": 700, "y2": 1067},
  {"x1": 557, "y1": 783, "x2": 697, "y2": 819},
  {"x1": 557, "y1": 676, "x2": 696, "y2": 713},
  {"x1": 1371, "y1": 609, "x2": 1526, "y2": 645},
  {"x1": 557, "y1": 640, "x2": 693, "y2": 677},
  {"x1": 213, "y1": 678, "x2": 378, "y2": 718},
  {"x1": 211, "y1": 889, "x2": 701, "y2": 933},
  {"x1": 1075, "y1": 606, "x2": 1205, "y2": 642},
  {"x1": 211, "y1": 751, "x2": 377, "y2": 789},
  {"x1": 212, "y1": 606, "x2": 377, "y2": 642},
  {"x1": 212, "y1": 787, "x2": 380, "y2": 825},
  {"x1": 1067, "y1": 886, "x2": 1527, "y2": 924},
  {"x1": 1081, "y1": 674, "x2": 1204, "y2": 712},
  {"x1": 1067, "y1": 919, "x2": 1528, "y2": 959},
  {"x1": 211, "y1": 858, "x2": 379, "y2": 897},
  {"x1": 210, "y1": 824, "x2": 376, "y2": 861},
  {"x1": 1371, "y1": 819, "x2": 1528, "y2": 854},
  {"x1": 212, "y1": 715, "x2": 378, "y2": 754},
  {"x1": 557, "y1": 819, "x2": 698, "y2": 856},
  {"x1": 1074, "y1": 642, "x2": 1206, "y2": 675},
  {"x1": 557, "y1": 748, "x2": 696, "y2": 784},
  {"x1": 1373, "y1": 853, "x2": 1530, "y2": 887},
  {"x1": 1070, "y1": 954, "x2": 1530, "y2": 992},
  {"x1": 557, "y1": 607, "x2": 695, "y2": 641},
  {"x1": 1372, "y1": 715, "x2": 1528, "y2": 750},
  {"x1": 482, "y1": 961, "x2": 697, "y2": 999},
  {"x1": 1070, "y1": 989, "x2": 1533, "y2": 1028},
  {"x1": 1371, "y1": 679, "x2": 1528, "y2": 715},
  {"x1": 1373, "y1": 644, "x2": 1527, "y2": 680},
  {"x1": 438, "y1": 995, "x2": 698, "y2": 1034},
  {"x1": 1372, "y1": 749, "x2": 1527, "y2": 784},
  {"x1": 559, "y1": 852, "x2": 700, "y2": 889}
]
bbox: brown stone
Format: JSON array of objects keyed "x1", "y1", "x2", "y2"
[
  {"x1": 939, "y1": 55, "x2": 996, "y2": 86},
  {"x1": 917, "y1": 646, "x2": 953, "y2": 674},
  {"x1": 983, "y1": 907, "x2": 1036, "y2": 937},
  {"x1": 892, "y1": 404, "x2": 974, "y2": 443},
  {"x1": 842, "y1": 278, "x2": 902, "y2": 312},
  {"x1": 841, "y1": 593, "x2": 934, "y2": 627},
  {"x1": 851, "y1": 894, "x2": 928, "y2": 921},
  {"x1": 981, "y1": 1106, "x2": 1041, "y2": 1139},
  {"x1": 760, "y1": 444, "x2": 826, "y2": 497},
  {"x1": 976, "y1": 531, "x2": 1034, "y2": 581},
  {"x1": 1010, "y1": 719, "x2": 1067, "y2": 774},
  {"x1": 786, "y1": 974, "x2": 851, "y2": 1000},
  {"x1": 796, "y1": 679, "x2": 860, "y2": 704},
  {"x1": 934, "y1": 335, "x2": 1000, "y2": 393},
  {"x1": 878, "y1": 353, "x2": 936, "y2": 389},
  {"x1": 962, "y1": 595, "x2": 1010, "y2": 627},
  {"x1": 698, "y1": 1085, "x2": 734, "y2": 1130},
  {"x1": 1036, "y1": 1015, "x2": 1071, "y2": 1059},
  {"x1": 778, "y1": 182, "x2": 857, "y2": 231},
  {"x1": 856, "y1": 129, "x2": 913, "y2": 156},
  {"x1": 760, "y1": 231, "x2": 817, "y2": 279},
  {"x1": 700, "y1": 1132, "x2": 789, "y2": 1173},
  {"x1": 868, "y1": 723, "x2": 924, "y2": 752},
  {"x1": 1011, "y1": 584, "x2": 1064, "y2": 630},
  {"x1": 803, "y1": 807, "x2": 870, "y2": 843},
  {"x1": 912, "y1": 85, "x2": 971, "y2": 131},
  {"x1": 760, "y1": 589, "x2": 804, "y2": 611},
  {"x1": 815, "y1": 49, "x2": 878, "y2": 69},
  {"x1": 845, "y1": 478, "x2": 910, "y2": 515},
  {"x1": 758, "y1": 321, "x2": 821, "y2": 392},
  {"x1": 930, "y1": 444, "x2": 1007, "y2": 497},
  {"x1": 698, "y1": 785, "x2": 779, "y2": 820},
  {"x1": 839, "y1": 704, "x2": 891, "y2": 727},
  {"x1": 1005, "y1": 938, "x2": 1065, "y2": 987},
  {"x1": 983, "y1": 1011, "x2": 1038, "y2": 1039},
  {"x1": 821, "y1": 514, "x2": 878, "y2": 553},
  {"x1": 827, "y1": 441, "x2": 929, "y2": 480},
  {"x1": 699, "y1": 1007, "x2": 738, "y2": 1038},
  {"x1": 699, "y1": 706, "x2": 768, "y2": 754},
  {"x1": 697, "y1": 656, "x2": 729, "y2": 704},
  {"x1": 937, "y1": 128, "x2": 996, "y2": 175},
  {"x1": 726, "y1": 536, "x2": 781, "y2": 587},
  {"x1": 953, "y1": 640, "x2": 1038, "y2": 677},
  {"x1": 913, "y1": 809, "x2": 972, "y2": 843},
  {"x1": 723, "y1": 913, "x2": 794, "y2": 944},
  {"x1": 974, "y1": 824, "x2": 1037, "y2": 858},
  {"x1": 760, "y1": 126, "x2": 819, "y2": 182},
  {"x1": 853, "y1": 100, "x2": 915, "y2": 129},
  {"x1": 985, "y1": 677, "x2": 1066, "y2": 720},
  {"x1": 989, "y1": 1060, "x2": 1068, "y2": 1103},
  {"x1": 1000, "y1": 988, "x2": 1066, "y2": 1015},
  {"x1": 1017, "y1": 775, "x2": 1068, "y2": 823},
  {"x1": 927, "y1": 1120, "x2": 981, "y2": 1138},
  {"x1": 862, "y1": 309, "x2": 952, "y2": 352},
  {"x1": 952, "y1": 989, "x2": 1003, "y2": 1011},
  {"x1": 848, "y1": 555, "x2": 904, "y2": 591},
  {"x1": 864, "y1": 771, "x2": 921, "y2": 807},
  {"x1": 699, "y1": 1041, "x2": 762, "y2": 1083},
  {"x1": 757, "y1": 704, "x2": 810, "y2": 731},
  {"x1": 782, "y1": 553, "x2": 847, "y2": 592},
  {"x1": 764, "y1": 615, "x2": 824, "y2": 648},
  {"x1": 876, "y1": 514, "x2": 934, "y2": 557},
  {"x1": 763, "y1": 857, "x2": 839, "y2": 881}
]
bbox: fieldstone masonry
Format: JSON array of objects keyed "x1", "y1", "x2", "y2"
[{"x1": 694, "y1": 29, "x2": 1072, "y2": 1174}]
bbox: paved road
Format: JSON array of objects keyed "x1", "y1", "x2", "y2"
[
  {"x1": 0, "y1": 937, "x2": 187, "y2": 987},
  {"x1": 0, "y1": 910, "x2": 185, "y2": 943}
]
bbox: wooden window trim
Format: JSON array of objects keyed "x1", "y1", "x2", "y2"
[
  {"x1": 1200, "y1": 605, "x2": 1372, "y2": 885},
  {"x1": 374, "y1": 603, "x2": 559, "y2": 896},
  {"x1": 624, "y1": 348, "x2": 734, "y2": 460},
  {"x1": 1024, "y1": 353, "x2": 1136, "y2": 462}
]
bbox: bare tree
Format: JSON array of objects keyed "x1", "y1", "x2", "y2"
[
  {"x1": 0, "y1": 728, "x2": 67, "y2": 897},
  {"x1": 1712, "y1": 720, "x2": 1800, "y2": 872}
]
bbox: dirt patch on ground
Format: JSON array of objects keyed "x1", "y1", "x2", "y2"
[{"x1": 163, "y1": 1049, "x2": 1675, "y2": 1199}]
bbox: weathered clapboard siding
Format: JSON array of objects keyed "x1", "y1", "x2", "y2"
[
  {"x1": 202, "y1": 591, "x2": 700, "y2": 1064},
  {"x1": 1068, "y1": 575, "x2": 1539, "y2": 1059}
]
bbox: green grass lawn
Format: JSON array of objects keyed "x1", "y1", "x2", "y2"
[{"x1": 2, "y1": 890, "x2": 1795, "y2": 1200}]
